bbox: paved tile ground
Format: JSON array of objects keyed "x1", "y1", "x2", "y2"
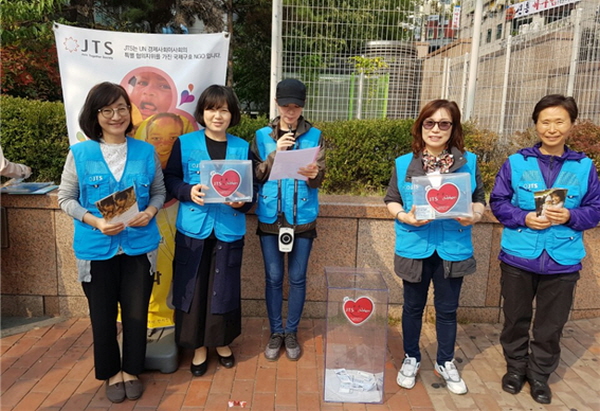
[{"x1": 1, "y1": 316, "x2": 599, "y2": 410}]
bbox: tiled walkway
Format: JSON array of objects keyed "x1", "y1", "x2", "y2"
[{"x1": 1, "y1": 316, "x2": 599, "y2": 410}]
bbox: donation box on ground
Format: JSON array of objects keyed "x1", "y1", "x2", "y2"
[{"x1": 324, "y1": 267, "x2": 389, "y2": 404}]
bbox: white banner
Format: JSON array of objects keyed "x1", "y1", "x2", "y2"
[
  {"x1": 452, "y1": 6, "x2": 461, "y2": 29},
  {"x1": 54, "y1": 23, "x2": 230, "y2": 329},
  {"x1": 53, "y1": 23, "x2": 230, "y2": 144},
  {"x1": 507, "y1": 0, "x2": 580, "y2": 19}
]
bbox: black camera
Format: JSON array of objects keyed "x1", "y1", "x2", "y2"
[{"x1": 278, "y1": 227, "x2": 294, "y2": 252}]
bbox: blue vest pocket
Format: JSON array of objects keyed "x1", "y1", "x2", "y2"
[
  {"x1": 395, "y1": 224, "x2": 431, "y2": 256},
  {"x1": 74, "y1": 223, "x2": 111, "y2": 257},
  {"x1": 83, "y1": 178, "x2": 111, "y2": 208},
  {"x1": 124, "y1": 223, "x2": 160, "y2": 253},
  {"x1": 549, "y1": 229, "x2": 584, "y2": 262}
]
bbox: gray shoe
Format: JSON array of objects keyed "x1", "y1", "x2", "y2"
[
  {"x1": 264, "y1": 333, "x2": 284, "y2": 361},
  {"x1": 124, "y1": 378, "x2": 144, "y2": 400},
  {"x1": 284, "y1": 332, "x2": 302, "y2": 361},
  {"x1": 105, "y1": 381, "x2": 126, "y2": 403}
]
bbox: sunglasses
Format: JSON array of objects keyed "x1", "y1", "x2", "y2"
[{"x1": 422, "y1": 120, "x2": 453, "y2": 131}]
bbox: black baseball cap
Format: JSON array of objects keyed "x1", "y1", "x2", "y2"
[{"x1": 276, "y1": 79, "x2": 306, "y2": 107}]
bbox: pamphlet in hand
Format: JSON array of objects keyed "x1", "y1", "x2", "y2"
[
  {"x1": 534, "y1": 188, "x2": 567, "y2": 219},
  {"x1": 95, "y1": 186, "x2": 139, "y2": 224},
  {"x1": 268, "y1": 146, "x2": 320, "y2": 181}
]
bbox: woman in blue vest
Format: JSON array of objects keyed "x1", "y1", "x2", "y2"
[
  {"x1": 490, "y1": 95, "x2": 600, "y2": 404},
  {"x1": 384, "y1": 99, "x2": 486, "y2": 395},
  {"x1": 58, "y1": 82, "x2": 166, "y2": 403},
  {"x1": 163, "y1": 85, "x2": 255, "y2": 377},
  {"x1": 251, "y1": 79, "x2": 326, "y2": 361}
]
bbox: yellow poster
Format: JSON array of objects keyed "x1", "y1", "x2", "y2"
[{"x1": 147, "y1": 200, "x2": 178, "y2": 328}]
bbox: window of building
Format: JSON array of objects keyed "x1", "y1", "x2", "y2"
[
  {"x1": 486, "y1": 28, "x2": 492, "y2": 43},
  {"x1": 496, "y1": 24, "x2": 503, "y2": 40},
  {"x1": 512, "y1": 17, "x2": 533, "y2": 35}
]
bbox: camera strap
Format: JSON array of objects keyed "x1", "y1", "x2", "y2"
[{"x1": 277, "y1": 180, "x2": 298, "y2": 229}]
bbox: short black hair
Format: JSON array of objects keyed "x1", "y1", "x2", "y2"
[
  {"x1": 79, "y1": 82, "x2": 133, "y2": 141},
  {"x1": 193, "y1": 85, "x2": 241, "y2": 128},
  {"x1": 532, "y1": 94, "x2": 578, "y2": 123}
]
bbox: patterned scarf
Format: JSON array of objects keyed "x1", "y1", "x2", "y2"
[{"x1": 422, "y1": 149, "x2": 454, "y2": 174}]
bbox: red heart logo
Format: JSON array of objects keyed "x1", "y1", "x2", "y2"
[
  {"x1": 210, "y1": 170, "x2": 241, "y2": 197},
  {"x1": 425, "y1": 183, "x2": 460, "y2": 214},
  {"x1": 343, "y1": 297, "x2": 374, "y2": 325}
]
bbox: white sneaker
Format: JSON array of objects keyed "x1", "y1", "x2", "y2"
[
  {"x1": 396, "y1": 355, "x2": 420, "y2": 389},
  {"x1": 434, "y1": 360, "x2": 468, "y2": 394}
]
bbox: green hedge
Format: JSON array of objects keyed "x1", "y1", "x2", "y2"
[
  {"x1": 3, "y1": 96, "x2": 598, "y2": 196},
  {"x1": 317, "y1": 119, "x2": 414, "y2": 194},
  {"x1": 233, "y1": 116, "x2": 414, "y2": 195},
  {"x1": 1, "y1": 96, "x2": 70, "y2": 183}
]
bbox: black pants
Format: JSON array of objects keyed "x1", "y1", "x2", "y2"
[
  {"x1": 500, "y1": 262, "x2": 578, "y2": 382},
  {"x1": 82, "y1": 254, "x2": 153, "y2": 380}
]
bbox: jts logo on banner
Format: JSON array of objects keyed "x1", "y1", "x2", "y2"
[
  {"x1": 54, "y1": 23, "x2": 229, "y2": 145},
  {"x1": 54, "y1": 23, "x2": 230, "y2": 329}
]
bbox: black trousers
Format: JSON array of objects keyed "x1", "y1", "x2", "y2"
[
  {"x1": 500, "y1": 262, "x2": 579, "y2": 382},
  {"x1": 82, "y1": 254, "x2": 153, "y2": 380}
]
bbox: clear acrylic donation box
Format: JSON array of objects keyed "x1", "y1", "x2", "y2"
[
  {"x1": 412, "y1": 172, "x2": 472, "y2": 220},
  {"x1": 200, "y1": 160, "x2": 253, "y2": 203},
  {"x1": 324, "y1": 267, "x2": 389, "y2": 404}
]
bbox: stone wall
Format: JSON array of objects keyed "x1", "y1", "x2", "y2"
[{"x1": 2, "y1": 193, "x2": 599, "y2": 323}]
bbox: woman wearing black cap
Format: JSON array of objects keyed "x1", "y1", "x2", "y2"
[{"x1": 251, "y1": 79, "x2": 326, "y2": 361}]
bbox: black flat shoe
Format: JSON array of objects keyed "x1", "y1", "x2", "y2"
[
  {"x1": 502, "y1": 372, "x2": 526, "y2": 394},
  {"x1": 528, "y1": 378, "x2": 551, "y2": 404},
  {"x1": 218, "y1": 352, "x2": 235, "y2": 368},
  {"x1": 190, "y1": 359, "x2": 208, "y2": 377}
]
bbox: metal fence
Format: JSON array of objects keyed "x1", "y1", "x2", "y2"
[{"x1": 271, "y1": 0, "x2": 600, "y2": 137}]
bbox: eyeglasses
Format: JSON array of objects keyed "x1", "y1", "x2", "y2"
[
  {"x1": 98, "y1": 106, "x2": 130, "y2": 119},
  {"x1": 422, "y1": 120, "x2": 453, "y2": 131}
]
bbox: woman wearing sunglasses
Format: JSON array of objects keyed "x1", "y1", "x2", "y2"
[{"x1": 384, "y1": 99, "x2": 486, "y2": 395}]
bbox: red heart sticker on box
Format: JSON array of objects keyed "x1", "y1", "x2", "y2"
[
  {"x1": 426, "y1": 183, "x2": 460, "y2": 214},
  {"x1": 343, "y1": 296, "x2": 374, "y2": 325},
  {"x1": 210, "y1": 170, "x2": 241, "y2": 197}
]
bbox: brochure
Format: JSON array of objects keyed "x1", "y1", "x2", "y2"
[
  {"x1": 0, "y1": 179, "x2": 58, "y2": 195},
  {"x1": 534, "y1": 188, "x2": 567, "y2": 218},
  {"x1": 94, "y1": 186, "x2": 139, "y2": 224}
]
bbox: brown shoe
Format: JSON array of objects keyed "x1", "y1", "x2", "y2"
[
  {"x1": 124, "y1": 378, "x2": 144, "y2": 400},
  {"x1": 106, "y1": 381, "x2": 126, "y2": 403}
]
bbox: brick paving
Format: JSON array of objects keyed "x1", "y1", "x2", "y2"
[{"x1": 1, "y1": 316, "x2": 599, "y2": 410}]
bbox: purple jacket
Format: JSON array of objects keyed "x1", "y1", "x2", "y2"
[{"x1": 490, "y1": 143, "x2": 600, "y2": 274}]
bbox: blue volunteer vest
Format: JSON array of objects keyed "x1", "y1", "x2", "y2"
[
  {"x1": 176, "y1": 130, "x2": 249, "y2": 242},
  {"x1": 394, "y1": 151, "x2": 477, "y2": 261},
  {"x1": 500, "y1": 153, "x2": 591, "y2": 265},
  {"x1": 255, "y1": 126, "x2": 321, "y2": 225},
  {"x1": 71, "y1": 138, "x2": 160, "y2": 260}
]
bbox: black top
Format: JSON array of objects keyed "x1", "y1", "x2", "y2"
[{"x1": 206, "y1": 135, "x2": 227, "y2": 160}]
